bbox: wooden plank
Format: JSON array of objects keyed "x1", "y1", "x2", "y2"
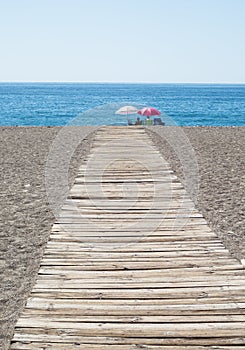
[
  {"x1": 12, "y1": 332, "x2": 245, "y2": 345},
  {"x1": 41, "y1": 251, "x2": 235, "y2": 259},
  {"x1": 17, "y1": 314, "x2": 245, "y2": 323},
  {"x1": 13, "y1": 320, "x2": 245, "y2": 338},
  {"x1": 32, "y1": 281, "x2": 245, "y2": 291},
  {"x1": 41, "y1": 253, "x2": 233, "y2": 261},
  {"x1": 24, "y1": 295, "x2": 245, "y2": 306},
  {"x1": 45, "y1": 241, "x2": 225, "y2": 250},
  {"x1": 10, "y1": 342, "x2": 245, "y2": 349},
  {"x1": 31, "y1": 283, "x2": 244, "y2": 292},
  {"x1": 35, "y1": 267, "x2": 245, "y2": 279},
  {"x1": 38, "y1": 259, "x2": 238, "y2": 270}
]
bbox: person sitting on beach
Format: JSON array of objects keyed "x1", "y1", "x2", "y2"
[
  {"x1": 145, "y1": 116, "x2": 152, "y2": 125},
  {"x1": 135, "y1": 117, "x2": 142, "y2": 125}
]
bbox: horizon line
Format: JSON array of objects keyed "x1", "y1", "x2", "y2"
[{"x1": 0, "y1": 81, "x2": 245, "y2": 84}]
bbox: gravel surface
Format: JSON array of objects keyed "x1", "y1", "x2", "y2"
[
  {"x1": 148, "y1": 126, "x2": 245, "y2": 261},
  {"x1": 0, "y1": 126, "x2": 244, "y2": 348},
  {"x1": 0, "y1": 126, "x2": 96, "y2": 349}
]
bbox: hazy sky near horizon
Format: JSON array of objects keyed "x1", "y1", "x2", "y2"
[{"x1": 0, "y1": 0, "x2": 244, "y2": 83}]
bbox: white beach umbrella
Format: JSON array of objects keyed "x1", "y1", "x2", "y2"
[
  {"x1": 115, "y1": 106, "x2": 138, "y2": 125},
  {"x1": 115, "y1": 106, "x2": 138, "y2": 115}
]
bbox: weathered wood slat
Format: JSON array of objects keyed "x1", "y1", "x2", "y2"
[
  {"x1": 10, "y1": 342, "x2": 245, "y2": 350},
  {"x1": 38, "y1": 259, "x2": 238, "y2": 270},
  {"x1": 17, "y1": 314, "x2": 245, "y2": 323},
  {"x1": 10, "y1": 126, "x2": 245, "y2": 349},
  {"x1": 13, "y1": 320, "x2": 245, "y2": 337},
  {"x1": 29, "y1": 287, "x2": 245, "y2": 300},
  {"x1": 12, "y1": 332, "x2": 245, "y2": 345}
]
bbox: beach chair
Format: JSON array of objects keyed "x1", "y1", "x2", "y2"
[{"x1": 153, "y1": 117, "x2": 165, "y2": 126}]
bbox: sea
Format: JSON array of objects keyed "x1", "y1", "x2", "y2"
[{"x1": 0, "y1": 83, "x2": 244, "y2": 126}]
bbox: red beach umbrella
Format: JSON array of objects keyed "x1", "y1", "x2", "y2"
[{"x1": 138, "y1": 107, "x2": 161, "y2": 117}]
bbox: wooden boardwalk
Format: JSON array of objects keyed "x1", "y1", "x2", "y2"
[{"x1": 11, "y1": 127, "x2": 245, "y2": 349}]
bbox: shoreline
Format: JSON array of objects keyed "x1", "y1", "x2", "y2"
[{"x1": 0, "y1": 125, "x2": 244, "y2": 348}]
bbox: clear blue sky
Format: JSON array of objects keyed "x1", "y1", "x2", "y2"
[{"x1": 0, "y1": 0, "x2": 244, "y2": 83}]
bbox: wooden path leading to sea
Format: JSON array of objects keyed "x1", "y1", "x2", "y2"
[{"x1": 11, "y1": 127, "x2": 245, "y2": 349}]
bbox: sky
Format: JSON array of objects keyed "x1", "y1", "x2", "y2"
[{"x1": 0, "y1": 0, "x2": 244, "y2": 83}]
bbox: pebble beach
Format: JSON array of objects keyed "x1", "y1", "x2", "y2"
[
  {"x1": 148, "y1": 126, "x2": 244, "y2": 260},
  {"x1": 0, "y1": 125, "x2": 244, "y2": 349}
]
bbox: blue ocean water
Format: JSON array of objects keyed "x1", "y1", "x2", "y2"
[{"x1": 0, "y1": 83, "x2": 244, "y2": 126}]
